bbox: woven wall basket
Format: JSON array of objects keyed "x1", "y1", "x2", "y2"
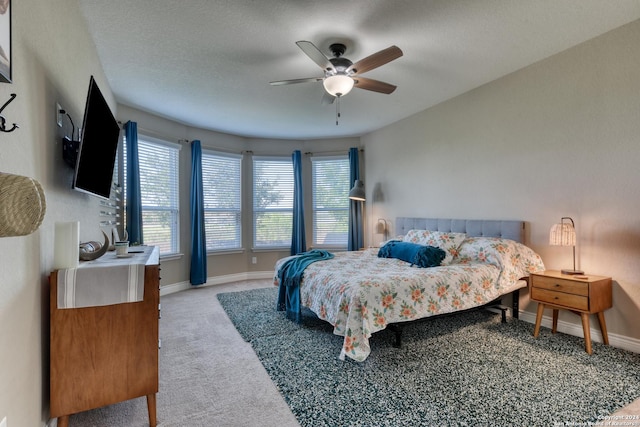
[{"x1": 0, "y1": 172, "x2": 47, "y2": 237}]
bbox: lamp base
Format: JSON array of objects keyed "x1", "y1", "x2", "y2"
[{"x1": 561, "y1": 268, "x2": 584, "y2": 275}]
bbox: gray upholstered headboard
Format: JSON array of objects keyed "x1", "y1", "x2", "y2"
[{"x1": 395, "y1": 218, "x2": 525, "y2": 244}]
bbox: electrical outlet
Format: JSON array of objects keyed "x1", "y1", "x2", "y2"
[
  {"x1": 251, "y1": 256, "x2": 257, "y2": 264},
  {"x1": 1, "y1": 416, "x2": 7, "y2": 427},
  {"x1": 56, "y1": 103, "x2": 63, "y2": 127}
]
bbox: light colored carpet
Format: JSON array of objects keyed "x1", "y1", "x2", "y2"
[
  {"x1": 66, "y1": 280, "x2": 299, "y2": 427},
  {"x1": 63, "y1": 279, "x2": 640, "y2": 426}
]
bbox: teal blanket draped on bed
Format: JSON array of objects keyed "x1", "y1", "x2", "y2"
[{"x1": 276, "y1": 249, "x2": 334, "y2": 322}]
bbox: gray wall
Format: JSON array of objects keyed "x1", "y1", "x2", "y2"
[
  {"x1": 362, "y1": 19, "x2": 640, "y2": 345},
  {"x1": 0, "y1": 1, "x2": 116, "y2": 425}
]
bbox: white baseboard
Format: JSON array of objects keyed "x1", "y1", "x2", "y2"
[
  {"x1": 160, "y1": 271, "x2": 274, "y2": 296},
  {"x1": 518, "y1": 311, "x2": 640, "y2": 353}
]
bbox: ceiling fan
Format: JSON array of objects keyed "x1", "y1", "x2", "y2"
[{"x1": 270, "y1": 41, "x2": 403, "y2": 104}]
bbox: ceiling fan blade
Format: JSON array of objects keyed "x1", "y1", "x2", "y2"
[
  {"x1": 353, "y1": 77, "x2": 397, "y2": 94},
  {"x1": 348, "y1": 45, "x2": 403, "y2": 75},
  {"x1": 296, "y1": 41, "x2": 335, "y2": 72},
  {"x1": 270, "y1": 77, "x2": 323, "y2": 86},
  {"x1": 321, "y1": 91, "x2": 335, "y2": 105}
]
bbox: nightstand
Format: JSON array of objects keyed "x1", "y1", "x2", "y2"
[{"x1": 530, "y1": 270, "x2": 612, "y2": 354}]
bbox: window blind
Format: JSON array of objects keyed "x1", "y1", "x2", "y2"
[
  {"x1": 201, "y1": 150, "x2": 242, "y2": 251},
  {"x1": 311, "y1": 156, "x2": 349, "y2": 247},
  {"x1": 124, "y1": 136, "x2": 180, "y2": 255},
  {"x1": 253, "y1": 157, "x2": 293, "y2": 248}
]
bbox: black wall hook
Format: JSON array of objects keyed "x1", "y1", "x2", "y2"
[{"x1": 0, "y1": 93, "x2": 19, "y2": 133}]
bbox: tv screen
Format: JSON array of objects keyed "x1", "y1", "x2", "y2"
[{"x1": 72, "y1": 76, "x2": 120, "y2": 200}]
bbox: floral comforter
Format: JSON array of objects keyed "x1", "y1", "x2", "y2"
[{"x1": 274, "y1": 237, "x2": 545, "y2": 362}]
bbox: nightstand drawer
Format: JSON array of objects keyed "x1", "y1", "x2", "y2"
[
  {"x1": 531, "y1": 275, "x2": 588, "y2": 296},
  {"x1": 530, "y1": 287, "x2": 589, "y2": 311}
]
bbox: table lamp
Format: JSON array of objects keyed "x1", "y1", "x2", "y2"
[{"x1": 549, "y1": 217, "x2": 583, "y2": 275}]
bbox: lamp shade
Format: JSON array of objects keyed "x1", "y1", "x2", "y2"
[
  {"x1": 376, "y1": 218, "x2": 388, "y2": 241},
  {"x1": 549, "y1": 222, "x2": 576, "y2": 246},
  {"x1": 549, "y1": 216, "x2": 583, "y2": 275},
  {"x1": 323, "y1": 75, "x2": 355, "y2": 97},
  {"x1": 348, "y1": 180, "x2": 365, "y2": 201}
]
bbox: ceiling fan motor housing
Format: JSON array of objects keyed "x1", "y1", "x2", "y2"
[
  {"x1": 327, "y1": 44, "x2": 354, "y2": 75},
  {"x1": 328, "y1": 57, "x2": 353, "y2": 75}
]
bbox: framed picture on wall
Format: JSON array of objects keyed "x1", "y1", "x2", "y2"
[{"x1": 0, "y1": 0, "x2": 11, "y2": 83}]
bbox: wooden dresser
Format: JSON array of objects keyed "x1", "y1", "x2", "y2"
[{"x1": 49, "y1": 246, "x2": 160, "y2": 427}]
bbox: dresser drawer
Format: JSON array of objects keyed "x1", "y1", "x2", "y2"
[
  {"x1": 530, "y1": 287, "x2": 589, "y2": 310},
  {"x1": 531, "y1": 275, "x2": 589, "y2": 296}
]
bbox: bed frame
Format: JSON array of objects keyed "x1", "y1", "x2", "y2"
[{"x1": 388, "y1": 217, "x2": 527, "y2": 347}]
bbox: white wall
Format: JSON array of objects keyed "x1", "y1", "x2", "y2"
[
  {"x1": 0, "y1": 1, "x2": 116, "y2": 426},
  {"x1": 363, "y1": 19, "x2": 640, "y2": 344}
]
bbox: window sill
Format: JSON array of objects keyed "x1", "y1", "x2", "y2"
[
  {"x1": 207, "y1": 248, "x2": 245, "y2": 256},
  {"x1": 251, "y1": 247, "x2": 290, "y2": 253},
  {"x1": 160, "y1": 253, "x2": 184, "y2": 262}
]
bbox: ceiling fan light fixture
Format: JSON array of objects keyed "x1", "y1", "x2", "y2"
[{"x1": 323, "y1": 74, "x2": 354, "y2": 97}]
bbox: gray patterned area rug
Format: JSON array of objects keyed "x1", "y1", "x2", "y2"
[{"x1": 217, "y1": 287, "x2": 640, "y2": 427}]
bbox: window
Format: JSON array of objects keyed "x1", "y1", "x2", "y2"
[
  {"x1": 253, "y1": 157, "x2": 293, "y2": 249},
  {"x1": 311, "y1": 156, "x2": 350, "y2": 248},
  {"x1": 124, "y1": 136, "x2": 180, "y2": 255},
  {"x1": 201, "y1": 150, "x2": 242, "y2": 251}
]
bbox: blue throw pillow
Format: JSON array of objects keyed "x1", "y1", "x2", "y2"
[{"x1": 377, "y1": 241, "x2": 446, "y2": 268}]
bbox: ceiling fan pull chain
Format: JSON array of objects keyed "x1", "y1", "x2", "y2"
[{"x1": 336, "y1": 96, "x2": 340, "y2": 126}]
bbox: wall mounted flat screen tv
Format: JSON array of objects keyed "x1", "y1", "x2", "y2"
[{"x1": 72, "y1": 76, "x2": 120, "y2": 200}]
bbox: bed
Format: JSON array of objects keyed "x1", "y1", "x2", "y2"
[{"x1": 274, "y1": 217, "x2": 545, "y2": 362}]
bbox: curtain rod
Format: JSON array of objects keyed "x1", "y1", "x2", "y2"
[
  {"x1": 304, "y1": 148, "x2": 364, "y2": 156},
  {"x1": 118, "y1": 120, "x2": 189, "y2": 145}
]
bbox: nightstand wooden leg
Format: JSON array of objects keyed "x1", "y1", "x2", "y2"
[
  {"x1": 552, "y1": 309, "x2": 559, "y2": 333},
  {"x1": 58, "y1": 416, "x2": 69, "y2": 427},
  {"x1": 147, "y1": 393, "x2": 157, "y2": 427},
  {"x1": 596, "y1": 312, "x2": 609, "y2": 346},
  {"x1": 533, "y1": 303, "x2": 545, "y2": 337},
  {"x1": 580, "y1": 313, "x2": 592, "y2": 354}
]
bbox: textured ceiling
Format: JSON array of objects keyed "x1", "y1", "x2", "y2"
[{"x1": 78, "y1": 0, "x2": 640, "y2": 140}]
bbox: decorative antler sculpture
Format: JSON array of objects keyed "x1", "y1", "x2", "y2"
[{"x1": 79, "y1": 231, "x2": 110, "y2": 261}]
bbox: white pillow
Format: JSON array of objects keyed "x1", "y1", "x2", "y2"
[{"x1": 403, "y1": 229, "x2": 467, "y2": 265}]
